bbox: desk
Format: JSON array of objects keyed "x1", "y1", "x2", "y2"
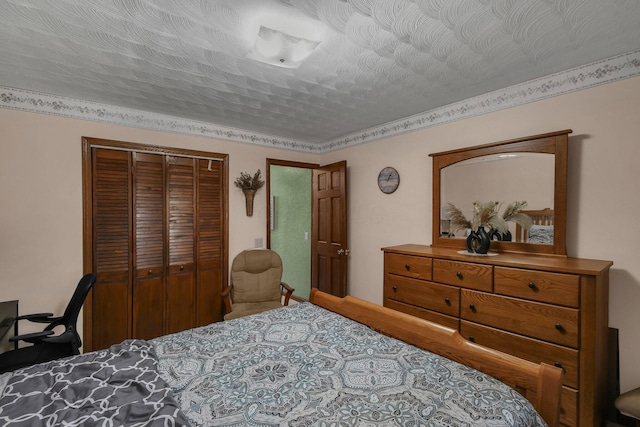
[{"x1": 0, "y1": 300, "x2": 18, "y2": 353}]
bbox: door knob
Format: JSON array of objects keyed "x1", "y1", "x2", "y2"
[{"x1": 337, "y1": 249, "x2": 350, "y2": 255}]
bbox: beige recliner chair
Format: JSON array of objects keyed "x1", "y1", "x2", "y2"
[
  {"x1": 615, "y1": 387, "x2": 640, "y2": 426},
  {"x1": 221, "y1": 249, "x2": 294, "y2": 320}
]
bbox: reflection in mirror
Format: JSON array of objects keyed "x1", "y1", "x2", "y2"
[
  {"x1": 430, "y1": 129, "x2": 571, "y2": 256},
  {"x1": 440, "y1": 153, "x2": 554, "y2": 244}
]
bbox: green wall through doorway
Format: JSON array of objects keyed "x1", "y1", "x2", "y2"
[{"x1": 270, "y1": 166, "x2": 312, "y2": 300}]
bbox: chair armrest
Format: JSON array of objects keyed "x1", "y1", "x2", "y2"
[
  {"x1": 9, "y1": 330, "x2": 55, "y2": 343},
  {"x1": 281, "y1": 282, "x2": 295, "y2": 306},
  {"x1": 39, "y1": 330, "x2": 76, "y2": 345},
  {"x1": 16, "y1": 313, "x2": 59, "y2": 323},
  {"x1": 220, "y1": 286, "x2": 232, "y2": 298},
  {"x1": 220, "y1": 285, "x2": 233, "y2": 315}
]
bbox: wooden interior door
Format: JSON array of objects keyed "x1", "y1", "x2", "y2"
[{"x1": 311, "y1": 161, "x2": 348, "y2": 297}]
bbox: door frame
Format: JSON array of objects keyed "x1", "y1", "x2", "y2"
[
  {"x1": 266, "y1": 159, "x2": 319, "y2": 302},
  {"x1": 266, "y1": 159, "x2": 319, "y2": 250},
  {"x1": 266, "y1": 159, "x2": 349, "y2": 299}
]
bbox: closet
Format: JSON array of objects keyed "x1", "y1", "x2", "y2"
[{"x1": 82, "y1": 138, "x2": 228, "y2": 352}]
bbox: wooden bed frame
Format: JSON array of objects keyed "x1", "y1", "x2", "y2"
[
  {"x1": 309, "y1": 289, "x2": 563, "y2": 427},
  {"x1": 515, "y1": 208, "x2": 554, "y2": 242}
]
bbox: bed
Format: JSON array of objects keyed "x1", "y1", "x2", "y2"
[
  {"x1": 0, "y1": 290, "x2": 562, "y2": 426},
  {"x1": 515, "y1": 208, "x2": 555, "y2": 243},
  {"x1": 0, "y1": 339, "x2": 191, "y2": 426}
]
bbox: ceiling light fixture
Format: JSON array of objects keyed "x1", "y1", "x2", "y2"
[{"x1": 246, "y1": 25, "x2": 320, "y2": 69}]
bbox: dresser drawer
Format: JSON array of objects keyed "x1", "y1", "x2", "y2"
[
  {"x1": 385, "y1": 275, "x2": 459, "y2": 316},
  {"x1": 560, "y1": 386, "x2": 578, "y2": 427},
  {"x1": 385, "y1": 253, "x2": 432, "y2": 280},
  {"x1": 460, "y1": 320, "x2": 579, "y2": 388},
  {"x1": 461, "y1": 290, "x2": 579, "y2": 348},
  {"x1": 384, "y1": 299, "x2": 459, "y2": 330},
  {"x1": 433, "y1": 259, "x2": 492, "y2": 291},
  {"x1": 495, "y1": 267, "x2": 580, "y2": 308}
]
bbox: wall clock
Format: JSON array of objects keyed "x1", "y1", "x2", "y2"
[{"x1": 377, "y1": 167, "x2": 400, "y2": 194}]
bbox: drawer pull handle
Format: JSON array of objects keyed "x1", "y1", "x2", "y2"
[
  {"x1": 555, "y1": 323, "x2": 564, "y2": 331},
  {"x1": 404, "y1": 264, "x2": 410, "y2": 270},
  {"x1": 528, "y1": 282, "x2": 537, "y2": 290},
  {"x1": 456, "y1": 271, "x2": 463, "y2": 279},
  {"x1": 554, "y1": 361, "x2": 564, "y2": 370},
  {"x1": 392, "y1": 286, "x2": 397, "y2": 292},
  {"x1": 468, "y1": 336, "x2": 475, "y2": 342},
  {"x1": 444, "y1": 297, "x2": 450, "y2": 305},
  {"x1": 469, "y1": 304, "x2": 476, "y2": 311},
  {"x1": 148, "y1": 269, "x2": 153, "y2": 275},
  {"x1": 180, "y1": 265, "x2": 184, "y2": 271}
]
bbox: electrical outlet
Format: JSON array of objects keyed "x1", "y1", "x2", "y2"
[{"x1": 255, "y1": 237, "x2": 263, "y2": 248}]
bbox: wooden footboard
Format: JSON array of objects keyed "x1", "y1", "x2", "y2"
[{"x1": 309, "y1": 289, "x2": 563, "y2": 427}]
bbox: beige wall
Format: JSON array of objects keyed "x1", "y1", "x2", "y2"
[{"x1": 1, "y1": 75, "x2": 639, "y2": 392}]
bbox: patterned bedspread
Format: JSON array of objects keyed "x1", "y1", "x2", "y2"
[
  {"x1": 0, "y1": 340, "x2": 191, "y2": 426},
  {"x1": 152, "y1": 303, "x2": 546, "y2": 426}
]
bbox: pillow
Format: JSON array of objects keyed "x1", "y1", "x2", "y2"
[{"x1": 528, "y1": 225, "x2": 554, "y2": 244}]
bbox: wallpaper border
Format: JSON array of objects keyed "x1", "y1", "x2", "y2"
[{"x1": 1, "y1": 49, "x2": 639, "y2": 154}]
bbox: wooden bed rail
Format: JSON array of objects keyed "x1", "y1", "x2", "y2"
[{"x1": 309, "y1": 289, "x2": 563, "y2": 427}]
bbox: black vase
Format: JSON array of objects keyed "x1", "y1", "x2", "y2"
[
  {"x1": 489, "y1": 229, "x2": 512, "y2": 242},
  {"x1": 466, "y1": 227, "x2": 491, "y2": 254}
]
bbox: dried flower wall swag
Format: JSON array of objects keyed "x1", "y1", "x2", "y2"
[{"x1": 234, "y1": 169, "x2": 264, "y2": 191}]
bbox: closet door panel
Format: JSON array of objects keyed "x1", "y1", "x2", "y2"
[
  {"x1": 132, "y1": 275, "x2": 164, "y2": 339},
  {"x1": 167, "y1": 265, "x2": 195, "y2": 334},
  {"x1": 132, "y1": 153, "x2": 165, "y2": 340},
  {"x1": 196, "y1": 159, "x2": 225, "y2": 325},
  {"x1": 166, "y1": 156, "x2": 197, "y2": 330},
  {"x1": 197, "y1": 265, "x2": 222, "y2": 325},
  {"x1": 92, "y1": 149, "x2": 131, "y2": 350},
  {"x1": 91, "y1": 271, "x2": 129, "y2": 350}
]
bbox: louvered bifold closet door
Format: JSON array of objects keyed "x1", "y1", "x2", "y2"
[
  {"x1": 92, "y1": 148, "x2": 132, "y2": 351},
  {"x1": 166, "y1": 156, "x2": 197, "y2": 334},
  {"x1": 132, "y1": 153, "x2": 165, "y2": 340},
  {"x1": 85, "y1": 139, "x2": 227, "y2": 351},
  {"x1": 196, "y1": 159, "x2": 224, "y2": 325}
]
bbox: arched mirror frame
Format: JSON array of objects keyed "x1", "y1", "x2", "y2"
[{"x1": 430, "y1": 129, "x2": 571, "y2": 256}]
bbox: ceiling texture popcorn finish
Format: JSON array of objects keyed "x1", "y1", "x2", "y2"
[{"x1": 0, "y1": 0, "x2": 639, "y2": 152}]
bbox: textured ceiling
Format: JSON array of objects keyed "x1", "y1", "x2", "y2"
[{"x1": 1, "y1": 0, "x2": 639, "y2": 149}]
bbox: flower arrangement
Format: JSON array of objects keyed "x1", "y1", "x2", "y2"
[
  {"x1": 234, "y1": 169, "x2": 264, "y2": 191},
  {"x1": 445, "y1": 200, "x2": 532, "y2": 235}
]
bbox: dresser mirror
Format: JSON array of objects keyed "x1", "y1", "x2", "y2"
[{"x1": 430, "y1": 129, "x2": 571, "y2": 256}]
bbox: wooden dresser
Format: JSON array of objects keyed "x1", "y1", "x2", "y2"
[{"x1": 382, "y1": 244, "x2": 612, "y2": 427}]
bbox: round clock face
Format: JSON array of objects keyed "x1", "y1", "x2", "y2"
[{"x1": 378, "y1": 167, "x2": 400, "y2": 194}]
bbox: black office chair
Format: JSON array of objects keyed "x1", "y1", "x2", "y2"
[{"x1": 0, "y1": 273, "x2": 97, "y2": 374}]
